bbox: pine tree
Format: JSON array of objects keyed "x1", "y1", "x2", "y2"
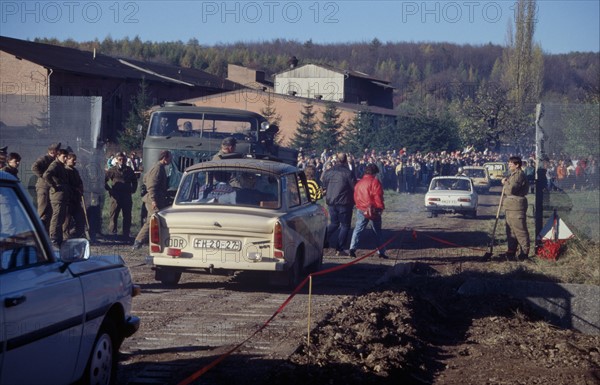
[
  {"x1": 290, "y1": 102, "x2": 318, "y2": 153},
  {"x1": 315, "y1": 102, "x2": 343, "y2": 152},
  {"x1": 118, "y1": 78, "x2": 151, "y2": 152},
  {"x1": 342, "y1": 109, "x2": 374, "y2": 154}
]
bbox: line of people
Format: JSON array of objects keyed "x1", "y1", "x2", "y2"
[
  {"x1": 30, "y1": 143, "x2": 86, "y2": 247},
  {"x1": 315, "y1": 151, "x2": 534, "y2": 261},
  {"x1": 320, "y1": 152, "x2": 388, "y2": 259}
]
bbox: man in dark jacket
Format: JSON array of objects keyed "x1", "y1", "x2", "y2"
[
  {"x1": 349, "y1": 163, "x2": 387, "y2": 259},
  {"x1": 43, "y1": 149, "x2": 69, "y2": 247},
  {"x1": 322, "y1": 153, "x2": 355, "y2": 256},
  {"x1": 105, "y1": 152, "x2": 138, "y2": 240},
  {"x1": 63, "y1": 152, "x2": 86, "y2": 240}
]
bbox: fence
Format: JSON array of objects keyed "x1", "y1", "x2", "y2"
[
  {"x1": 535, "y1": 102, "x2": 600, "y2": 243},
  {"x1": 0, "y1": 95, "x2": 106, "y2": 237}
]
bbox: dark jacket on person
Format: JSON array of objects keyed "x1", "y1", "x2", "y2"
[
  {"x1": 43, "y1": 160, "x2": 70, "y2": 200},
  {"x1": 322, "y1": 164, "x2": 355, "y2": 206},
  {"x1": 32, "y1": 154, "x2": 54, "y2": 188},
  {"x1": 105, "y1": 164, "x2": 138, "y2": 195}
]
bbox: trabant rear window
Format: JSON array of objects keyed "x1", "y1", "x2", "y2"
[
  {"x1": 430, "y1": 178, "x2": 472, "y2": 192},
  {"x1": 175, "y1": 168, "x2": 280, "y2": 209}
]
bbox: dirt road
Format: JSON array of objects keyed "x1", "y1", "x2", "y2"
[{"x1": 93, "y1": 187, "x2": 598, "y2": 384}]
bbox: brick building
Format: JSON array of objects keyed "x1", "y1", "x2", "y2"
[{"x1": 0, "y1": 36, "x2": 242, "y2": 140}]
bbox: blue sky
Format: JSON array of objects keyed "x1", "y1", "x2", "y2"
[{"x1": 1, "y1": 1, "x2": 598, "y2": 54}]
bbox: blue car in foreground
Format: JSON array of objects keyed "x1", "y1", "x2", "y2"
[{"x1": 0, "y1": 171, "x2": 140, "y2": 385}]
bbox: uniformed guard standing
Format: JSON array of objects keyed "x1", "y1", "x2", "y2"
[
  {"x1": 32, "y1": 143, "x2": 61, "y2": 232},
  {"x1": 502, "y1": 156, "x2": 531, "y2": 260},
  {"x1": 43, "y1": 149, "x2": 70, "y2": 247},
  {"x1": 133, "y1": 150, "x2": 171, "y2": 250},
  {"x1": 63, "y1": 152, "x2": 86, "y2": 240},
  {"x1": 105, "y1": 152, "x2": 138, "y2": 240}
]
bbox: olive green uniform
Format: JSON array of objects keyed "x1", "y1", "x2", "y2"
[
  {"x1": 43, "y1": 159, "x2": 70, "y2": 245},
  {"x1": 134, "y1": 161, "x2": 169, "y2": 244},
  {"x1": 105, "y1": 164, "x2": 137, "y2": 237},
  {"x1": 503, "y1": 168, "x2": 530, "y2": 257},
  {"x1": 64, "y1": 165, "x2": 86, "y2": 239},
  {"x1": 32, "y1": 154, "x2": 55, "y2": 231}
]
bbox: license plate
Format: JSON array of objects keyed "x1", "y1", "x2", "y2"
[{"x1": 193, "y1": 239, "x2": 242, "y2": 251}]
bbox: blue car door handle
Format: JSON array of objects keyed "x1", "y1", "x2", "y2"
[{"x1": 5, "y1": 296, "x2": 26, "y2": 307}]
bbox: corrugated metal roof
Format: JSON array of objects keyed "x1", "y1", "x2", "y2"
[
  {"x1": 275, "y1": 63, "x2": 391, "y2": 85},
  {"x1": 0, "y1": 36, "x2": 239, "y2": 90}
]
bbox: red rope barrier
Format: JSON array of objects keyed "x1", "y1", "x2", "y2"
[{"x1": 176, "y1": 232, "x2": 402, "y2": 385}]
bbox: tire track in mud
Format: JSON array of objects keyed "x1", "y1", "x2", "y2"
[{"x1": 116, "y1": 255, "x2": 393, "y2": 384}]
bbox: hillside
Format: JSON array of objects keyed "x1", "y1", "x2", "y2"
[{"x1": 36, "y1": 37, "x2": 599, "y2": 103}]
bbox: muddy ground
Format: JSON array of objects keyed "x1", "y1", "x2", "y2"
[
  {"x1": 107, "y1": 187, "x2": 598, "y2": 384},
  {"x1": 262, "y1": 190, "x2": 600, "y2": 385}
]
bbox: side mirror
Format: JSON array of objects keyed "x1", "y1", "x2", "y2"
[{"x1": 60, "y1": 239, "x2": 90, "y2": 262}]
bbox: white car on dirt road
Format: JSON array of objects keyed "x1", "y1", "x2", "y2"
[
  {"x1": 145, "y1": 157, "x2": 328, "y2": 287},
  {"x1": 425, "y1": 176, "x2": 479, "y2": 218}
]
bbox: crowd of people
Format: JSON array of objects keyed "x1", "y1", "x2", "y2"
[
  {"x1": 297, "y1": 147, "x2": 600, "y2": 194},
  {"x1": 1, "y1": 140, "x2": 597, "y2": 255}
]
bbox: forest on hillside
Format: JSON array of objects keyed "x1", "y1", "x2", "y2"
[
  {"x1": 36, "y1": 27, "x2": 599, "y2": 156},
  {"x1": 36, "y1": 36, "x2": 599, "y2": 103}
]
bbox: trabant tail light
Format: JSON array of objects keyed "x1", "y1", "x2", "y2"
[
  {"x1": 428, "y1": 197, "x2": 440, "y2": 201},
  {"x1": 273, "y1": 221, "x2": 284, "y2": 258},
  {"x1": 150, "y1": 216, "x2": 161, "y2": 253},
  {"x1": 458, "y1": 197, "x2": 472, "y2": 202},
  {"x1": 166, "y1": 248, "x2": 181, "y2": 257}
]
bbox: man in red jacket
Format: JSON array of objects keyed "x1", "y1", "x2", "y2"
[{"x1": 349, "y1": 163, "x2": 387, "y2": 259}]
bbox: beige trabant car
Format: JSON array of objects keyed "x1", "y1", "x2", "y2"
[
  {"x1": 146, "y1": 158, "x2": 328, "y2": 286},
  {"x1": 463, "y1": 166, "x2": 491, "y2": 194},
  {"x1": 483, "y1": 162, "x2": 508, "y2": 185}
]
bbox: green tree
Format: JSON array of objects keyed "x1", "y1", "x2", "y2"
[
  {"x1": 290, "y1": 102, "x2": 318, "y2": 152},
  {"x1": 342, "y1": 109, "x2": 375, "y2": 154},
  {"x1": 502, "y1": 0, "x2": 543, "y2": 108},
  {"x1": 394, "y1": 113, "x2": 460, "y2": 153},
  {"x1": 561, "y1": 103, "x2": 600, "y2": 157},
  {"x1": 315, "y1": 102, "x2": 343, "y2": 152},
  {"x1": 453, "y1": 81, "x2": 526, "y2": 150},
  {"x1": 118, "y1": 79, "x2": 151, "y2": 152}
]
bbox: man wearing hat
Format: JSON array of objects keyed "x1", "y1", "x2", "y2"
[
  {"x1": 32, "y1": 142, "x2": 61, "y2": 232},
  {"x1": 43, "y1": 148, "x2": 70, "y2": 247},
  {"x1": 212, "y1": 137, "x2": 238, "y2": 160},
  {"x1": 105, "y1": 152, "x2": 138, "y2": 240},
  {"x1": 133, "y1": 150, "x2": 172, "y2": 250}
]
